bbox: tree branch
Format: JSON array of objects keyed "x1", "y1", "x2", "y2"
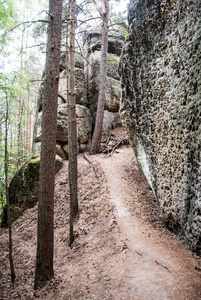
[
  {"x1": 22, "y1": 43, "x2": 46, "y2": 49},
  {"x1": 6, "y1": 20, "x2": 48, "y2": 34},
  {"x1": 90, "y1": 0, "x2": 103, "y2": 16}
]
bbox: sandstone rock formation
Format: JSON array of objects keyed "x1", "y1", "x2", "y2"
[
  {"x1": 33, "y1": 22, "x2": 127, "y2": 157},
  {"x1": 1, "y1": 155, "x2": 63, "y2": 227},
  {"x1": 34, "y1": 104, "x2": 92, "y2": 156},
  {"x1": 84, "y1": 23, "x2": 127, "y2": 119},
  {"x1": 119, "y1": 0, "x2": 201, "y2": 254},
  {"x1": 1, "y1": 22, "x2": 127, "y2": 226}
]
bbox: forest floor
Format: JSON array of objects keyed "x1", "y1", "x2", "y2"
[{"x1": 0, "y1": 128, "x2": 201, "y2": 300}]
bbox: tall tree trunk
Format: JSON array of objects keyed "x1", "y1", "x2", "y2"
[
  {"x1": 32, "y1": 83, "x2": 39, "y2": 153},
  {"x1": 5, "y1": 89, "x2": 16, "y2": 283},
  {"x1": 34, "y1": 0, "x2": 63, "y2": 290},
  {"x1": 90, "y1": 0, "x2": 109, "y2": 154},
  {"x1": 16, "y1": 97, "x2": 23, "y2": 168},
  {"x1": 16, "y1": 32, "x2": 24, "y2": 169},
  {"x1": 0, "y1": 121, "x2": 3, "y2": 164},
  {"x1": 28, "y1": 96, "x2": 32, "y2": 153},
  {"x1": 25, "y1": 87, "x2": 30, "y2": 153},
  {"x1": 67, "y1": 0, "x2": 78, "y2": 245}
]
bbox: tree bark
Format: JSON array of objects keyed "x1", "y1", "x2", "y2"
[
  {"x1": 90, "y1": 0, "x2": 109, "y2": 154},
  {"x1": 34, "y1": 0, "x2": 63, "y2": 290},
  {"x1": 68, "y1": 0, "x2": 78, "y2": 244},
  {"x1": 16, "y1": 31, "x2": 24, "y2": 169},
  {"x1": 5, "y1": 89, "x2": 16, "y2": 283},
  {"x1": 25, "y1": 87, "x2": 31, "y2": 153}
]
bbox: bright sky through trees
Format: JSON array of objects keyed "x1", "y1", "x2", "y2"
[{"x1": 1, "y1": 0, "x2": 129, "y2": 76}]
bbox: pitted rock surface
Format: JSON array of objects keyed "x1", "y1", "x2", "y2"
[{"x1": 119, "y1": 0, "x2": 201, "y2": 254}]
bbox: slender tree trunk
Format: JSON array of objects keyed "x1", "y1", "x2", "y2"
[
  {"x1": 10, "y1": 127, "x2": 14, "y2": 166},
  {"x1": 5, "y1": 90, "x2": 16, "y2": 283},
  {"x1": 34, "y1": 0, "x2": 63, "y2": 290},
  {"x1": 28, "y1": 98, "x2": 32, "y2": 153},
  {"x1": 32, "y1": 83, "x2": 39, "y2": 153},
  {"x1": 67, "y1": 0, "x2": 78, "y2": 245},
  {"x1": 0, "y1": 121, "x2": 3, "y2": 162},
  {"x1": 16, "y1": 98, "x2": 23, "y2": 168},
  {"x1": 65, "y1": 1, "x2": 74, "y2": 245},
  {"x1": 90, "y1": 0, "x2": 109, "y2": 154},
  {"x1": 25, "y1": 87, "x2": 30, "y2": 153},
  {"x1": 16, "y1": 32, "x2": 24, "y2": 169}
]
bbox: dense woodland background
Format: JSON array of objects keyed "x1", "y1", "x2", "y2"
[{"x1": 0, "y1": 0, "x2": 47, "y2": 209}]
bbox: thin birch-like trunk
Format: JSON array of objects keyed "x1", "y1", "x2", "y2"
[
  {"x1": 5, "y1": 89, "x2": 16, "y2": 283},
  {"x1": 90, "y1": 0, "x2": 109, "y2": 154},
  {"x1": 67, "y1": 0, "x2": 78, "y2": 245}
]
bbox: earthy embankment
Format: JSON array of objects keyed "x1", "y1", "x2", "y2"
[{"x1": 0, "y1": 145, "x2": 201, "y2": 299}]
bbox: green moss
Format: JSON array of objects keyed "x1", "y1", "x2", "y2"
[
  {"x1": 83, "y1": 106, "x2": 91, "y2": 116},
  {"x1": 109, "y1": 23, "x2": 128, "y2": 39},
  {"x1": 107, "y1": 54, "x2": 119, "y2": 65},
  {"x1": 111, "y1": 85, "x2": 122, "y2": 93},
  {"x1": 1, "y1": 204, "x2": 25, "y2": 227},
  {"x1": 29, "y1": 155, "x2": 40, "y2": 164}
]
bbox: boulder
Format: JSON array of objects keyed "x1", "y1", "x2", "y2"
[
  {"x1": 102, "y1": 110, "x2": 119, "y2": 142},
  {"x1": 1, "y1": 155, "x2": 63, "y2": 226},
  {"x1": 89, "y1": 51, "x2": 120, "y2": 80},
  {"x1": 87, "y1": 52, "x2": 121, "y2": 113},
  {"x1": 34, "y1": 104, "x2": 92, "y2": 158},
  {"x1": 83, "y1": 22, "x2": 127, "y2": 56},
  {"x1": 60, "y1": 52, "x2": 84, "y2": 71},
  {"x1": 56, "y1": 103, "x2": 68, "y2": 142},
  {"x1": 34, "y1": 104, "x2": 69, "y2": 143},
  {"x1": 105, "y1": 77, "x2": 121, "y2": 112},
  {"x1": 58, "y1": 68, "x2": 86, "y2": 105},
  {"x1": 56, "y1": 143, "x2": 67, "y2": 160},
  {"x1": 76, "y1": 104, "x2": 92, "y2": 145}
]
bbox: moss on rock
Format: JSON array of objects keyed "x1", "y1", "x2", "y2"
[{"x1": 1, "y1": 155, "x2": 63, "y2": 227}]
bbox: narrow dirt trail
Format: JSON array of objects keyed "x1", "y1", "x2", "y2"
[
  {"x1": 0, "y1": 145, "x2": 201, "y2": 300},
  {"x1": 94, "y1": 146, "x2": 201, "y2": 300}
]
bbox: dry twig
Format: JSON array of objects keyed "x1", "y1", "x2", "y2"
[{"x1": 83, "y1": 153, "x2": 98, "y2": 178}]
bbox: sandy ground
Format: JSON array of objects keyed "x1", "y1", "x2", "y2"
[{"x1": 0, "y1": 143, "x2": 201, "y2": 299}]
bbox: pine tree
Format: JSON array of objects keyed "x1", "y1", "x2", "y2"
[
  {"x1": 90, "y1": 0, "x2": 110, "y2": 154},
  {"x1": 34, "y1": 0, "x2": 63, "y2": 289},
  {"x1": 67, "y1": 0, "x2": 78, "y2": 246}
]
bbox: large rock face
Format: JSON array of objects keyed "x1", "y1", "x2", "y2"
[
  {"x1": 119, "y1": 0, "x2": 201, "y2": 254},
  {"x1": 84, "y1": 23, "x2": 127, "y2": 119},
  {"x1": 33, "y1": 22, "x2": 127, "y2": 156}
]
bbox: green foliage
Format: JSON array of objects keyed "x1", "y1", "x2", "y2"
[
  {"x1": 0, "y1": 0, "x2": 17, "y2": 29},
  {"x1": 111, "y1": 11, "x2": 127, "y2": 24},
  {"x1": 0, "y1": 0, "x2": 18, "y2": 49},
  {"x1": 0, "y1": 71, "x2": 29, "y2": 212},
  {"x1": 124, "y1": 31, "x2": 128, "y2": 38},
  {"x1": 0, "y1": 0, "x2": 48, "y2": 217}
]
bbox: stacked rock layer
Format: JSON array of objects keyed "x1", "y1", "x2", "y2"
[{"x1": 33, "y1": 23, "x2": 127, "y2": 156}]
